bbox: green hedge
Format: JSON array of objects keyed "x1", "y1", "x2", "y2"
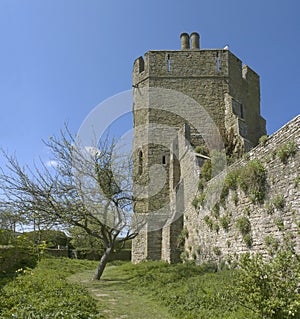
[{"x1": 0, "y1": 246, "x2": 38, "y2": 277}]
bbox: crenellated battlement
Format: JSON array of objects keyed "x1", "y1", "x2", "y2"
[{"x1": 133, "y1": 49, "x2": 260, "y2": 90}]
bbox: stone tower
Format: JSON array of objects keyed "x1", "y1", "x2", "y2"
[{"x1": 131, "y1": 33, "x2": 266, "y2": 263}]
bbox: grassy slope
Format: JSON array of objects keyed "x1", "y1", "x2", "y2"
[
  {"x1": 70, "y1": 261, "x2": 258, "y2": 319},
  {"x1": 1, "y1": 258, "x2": 258, "y2": 318},
  {"x1": 69, "y1": 265, "x2": 174, "y2": 319},
  {"x1": 0, "y1": 258, "x2": 104, "y2": 318}
]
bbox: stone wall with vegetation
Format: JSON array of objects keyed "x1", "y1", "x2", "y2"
[{"x1": 182, "y1": 115, "x2": 300, "y2": 264}]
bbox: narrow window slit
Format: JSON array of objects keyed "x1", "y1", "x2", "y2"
[
  {"x1": 138, "y1": 150, "x2": 143, "y2": 174},
  {"x1": 216, "y1": 53, "x2": 221, "y2": 72},
  {"x1": 240, "y1": 104, "x2": 244, "y2": 119},
  {"x1": 167, "y1": 54, "x2": 171, "y2": 72}
]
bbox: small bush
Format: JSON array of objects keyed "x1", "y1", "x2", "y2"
[
  {"x1": 238, "y1": 160, "x2": 266, "y2": 203},
  {"x1": 192, "y1": 192, "x2": 206, "y2": 209},
  {"x1": 219, "y1": 214, "x2": 231, "y2": 231},
  {"x1": 212, "y1": 223, "x2": 220, "y2": 234},
  {"x1": 242, "y1": 233, "x2": 253, "y2": 248},
  {"x1": 224, "y1": 170, "x2": 239, "y2": 190},
  {"x1": 177, "y1": 228, "x2": 189, "y2": 248},
  {"x1": 192, "y1": 197, "x2": 198, "y2": 208},
  {"x1": 213, "y1": 246, "x2": 221, "y2": 256},
  {"x1": 274, "y1": 217, "x2": 284, "y2": 231},
  {"x1": 198, "y1": 179, "x2": 204, "y2": 192},
  {"x1": 195, "y1": 145, "x2": 209, "y2": 156},
  {"x1": 272, "y1": 194, "x2": 285, "y2": 210},
  {"x1": 265, "y1": 201, "x2": 274, "y2": 214},
  {"x1": 204, "y1": 215, "x2": 213, "y2": 230},
  {"x1": 0, "y1": 233, "x2": 41, "y2": 277},
  {"x1": 235, "y1": 217, "x2": 251, "y2": 235},
  {"x1": 258, "y1": 135, "x2": 268, "y2": 145},
  {"x1": 235, "y1": 248, "x2": 300, "y2": 319},
  {"x1": 201, "y1": 160, "x2": 212, "y2": 182},
  {"x1": 232, "y1": 191, "x2": 239, "y2": 205},
  {"x1": 220, "y1": 160, "x2": 266, "y2": 204},
  {"x1": 264, "y1": 235, "x2": 279, "y2": 254},
  {"x1": 276, "y1": 141, "x2": 297, "y2": 163}
]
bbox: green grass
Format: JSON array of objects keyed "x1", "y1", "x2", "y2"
[
  {"x1": 117, "y1": 262, "x2": 257, "y2": 319},
  {"x1": 1, "y1": 258, "x2": 260, "y2": 319},
  {"x1": 0, "y1": 258, "x2": 103, "y2": 318},
  {"x1": 71, "y1": 261, "x2": 258, "y2": 319},
  {"x1": 69, "y1": 262, "x2": 174, "y2": 319}
]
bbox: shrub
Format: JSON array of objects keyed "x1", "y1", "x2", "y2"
[
  {"x1": 0, "y1": 229, "x2": 15, "y2": 245},
  {"x1": 197, "y1": 192, "x2": 206, "y2": 207},
  {"x1": 242, "y1": 233, "x2": 253, "y2": 248},
  {"x1": 212, "y1": 223, "x2": 220, "y2": 234},
  {"x1": 258, "y1": 134, "x2": 268, "y2": 145},
  {"x1": 232, "y1": 191, "x2": 238, "y2": 205},
  {"x1": 177, "y1": 228, "x2": 189, "y2": 248},
  {"x1": 23, "y1": 230, "x2": 70, "y2": 248},
  {"x1": 235, "y1": 248, "x2": 300, "y2": 319},
  {"x1": 0, "y1": 234, "x2": 41, "y2": 278},
  {"x1": 220, "y1": 160, "x2": 266, "y2": 204},
  {"x1": 272, "y1": 194, "x2": 285, "y2": 210},
  {"x1": 274, "y1": 217, "x2": 284, "y2": 231},
  {"x1": 265, "y1": 201, "x2": 274, "y2": 214},
  {"x1": 238, "y1": 160, "x2": 266, "y2": 203},
  {"x1": 264, "y1": 235, "x2": 279, "y2": 254},
  {"x1": 192, "y1": 197, "x2": 198, "y2": 208},
  {"x1": 224, "y1": 170, "x2": 239, "y2": 190},
  {"x1": 235, "y1": 217, "x2": 251, "y2": 235},
  {"x1": 198, "y1": 179, "x2": 204, "y2": 192},
  {"x1": 195, "y1": 145, "x2": 209, "y2": 156},
  {"x1": 204, "y1": 215, "x2": 213, "y2": 230},
  {"x1": 213, "y1": 246, "x2": 221, "y2": 256},
  {"x1": 219, "y1": 214, "x2": 231, "y2": 231},
  {"x1": 235, "y1": 216, "x2": 252, "y2": 248},
  {"x1": 201, "y1": 160, "x2": 212, "y2": 181},
  {"x1": 192, "y1": 192, "x2": 206, "y2": 209},
  {"x1": 276, "y1": 141, "x2": 297, "y2": 163}
]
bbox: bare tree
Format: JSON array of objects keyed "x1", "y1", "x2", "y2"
[{"x1": 0, "y1": 128, "x2": 142, "y2": 279}]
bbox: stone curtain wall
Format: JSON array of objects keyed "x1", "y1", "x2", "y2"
[{"x1": 182, "y1": 115, "x2": 300, "y2": 264}]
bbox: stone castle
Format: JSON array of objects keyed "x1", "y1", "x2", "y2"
[{"x1": 131, "y1": 33, "x2": 300, "y2": 264}]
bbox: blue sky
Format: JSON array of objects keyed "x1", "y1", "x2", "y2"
[{"x1": 0, "y1": 0, "x2": 299, "y2": 166}]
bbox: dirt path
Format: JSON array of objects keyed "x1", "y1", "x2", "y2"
[{"x1": 69, "y1": 266, "x2": 174, "y2": 319}]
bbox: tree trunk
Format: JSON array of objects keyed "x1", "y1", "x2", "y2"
[{"x1": 93, "y1": 246, "x2": 112, "y2": 280}]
